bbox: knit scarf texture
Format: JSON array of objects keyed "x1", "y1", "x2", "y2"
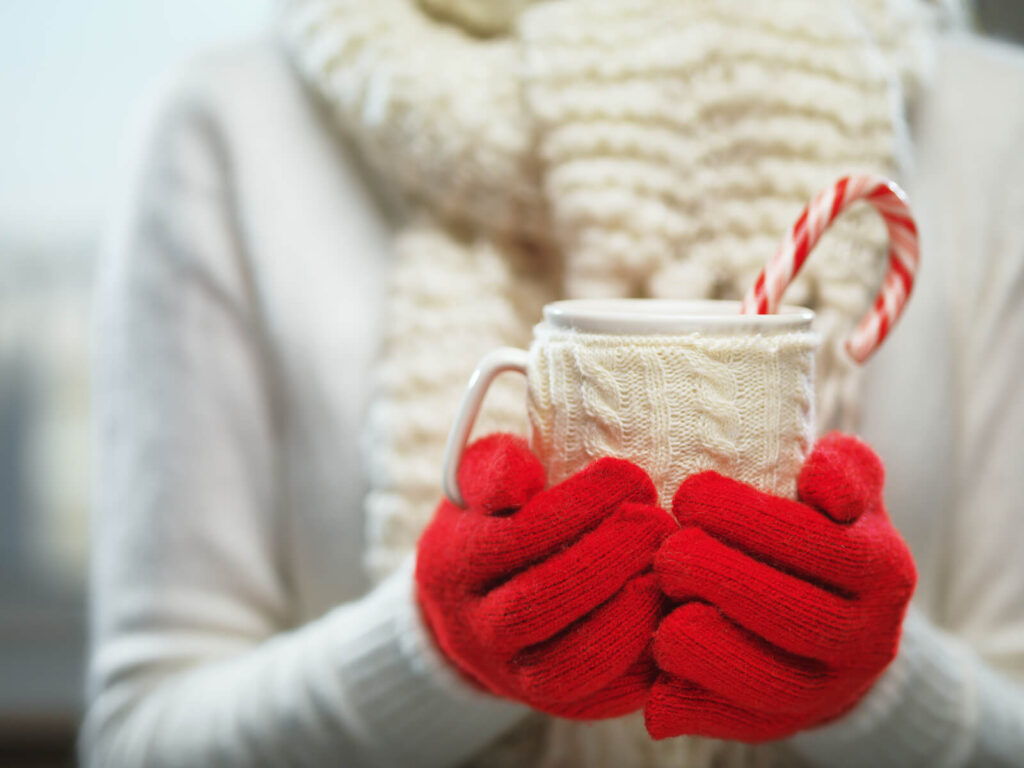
[{"x1": 282, "y1": 1, "x2": 955, "y2": 765}]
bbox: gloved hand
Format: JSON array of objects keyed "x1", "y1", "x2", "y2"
[
  {"x1": 416, "y1": 434, "x2": 677, "y2": 719},
  {"x1": 645, "y1": 433, "x2": 917, "y2": 742}
]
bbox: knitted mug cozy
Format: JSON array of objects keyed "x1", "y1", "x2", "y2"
[{"x1": 526, "y1": 322, "x2": 818, "y2": 505}]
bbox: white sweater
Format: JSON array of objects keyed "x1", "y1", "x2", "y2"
[{"x1": 83, "y1": 34, "x2": 1024, "y2": 767}]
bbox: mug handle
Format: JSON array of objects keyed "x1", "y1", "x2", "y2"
[{"x1": 442, "y1": 347, "x2": 530, "y2": 508}]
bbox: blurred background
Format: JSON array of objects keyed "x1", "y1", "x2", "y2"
[
  {"x1": 0, "y1": 2, "x2": 270, "y2": 765},
  {"x1": 0, "y1": 2, "x2": 1020, "y2": 766}
]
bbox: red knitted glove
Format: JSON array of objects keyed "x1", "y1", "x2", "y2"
[
  {"x1": 645, "y1": 433, "x2": 917, "y2": 742},
  {"x1": 416, "y1": 434, "x2": 676, "y2": 719}
]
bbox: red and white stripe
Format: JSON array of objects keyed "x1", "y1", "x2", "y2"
[{"x1": 740, "y1": 174, "x2": 919, "y2": 364}]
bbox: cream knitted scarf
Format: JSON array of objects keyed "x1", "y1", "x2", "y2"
[{"x1": 282, "y1": 1, "x2": 956, "y2": 765}]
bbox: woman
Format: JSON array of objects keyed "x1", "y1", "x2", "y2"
[{"x1": 83, "y1": 1, "x2": 1024, "y2": 766}]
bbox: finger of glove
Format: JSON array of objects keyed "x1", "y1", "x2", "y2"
[
  {"x1": 653, "y1": 602, "x2": 830, "y2": 717},
  {"x1": 544, "y1": 656, "x2": 656, "y2": 721},
  {"x1": 798, "y1": 432, "x2": 885, "y2": 524},
  {"x1": 458, "y1": 433, "x2": 546, "y2": 513},
  {"x1": 512, "y1": 573, "x2": 664, "y2": 704},
  {"x1": 473, "y1": 503, "x2": 675, "y2": 654},
  {"x1": 456, "y1": 458, "x2": 659, "y2": 585},
  {"x1": 671, "y1": 472, "x2": 884, "y2": 594},
  {"x1": 655, "y1": 527, "x2": 858, "y2": 665},
  {"x1": 645, "y1": 677, "x2": 803, "y2": 743}
]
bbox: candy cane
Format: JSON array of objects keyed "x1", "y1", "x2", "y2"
[{"x1": 740, "y1": 174, "x2": 919, "y2": 363}]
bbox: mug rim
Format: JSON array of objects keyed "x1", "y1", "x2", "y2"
[{"x1": 543, "y1": 299, "x2": 815, "y2": 335}]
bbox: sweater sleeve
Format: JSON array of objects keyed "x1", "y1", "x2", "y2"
[
  {"x1": 81, "y1": 60, "x2": 525, "y2": 768},
  {"x1": 787, "y1": 36, "x2": 1024, "y2": 768}
]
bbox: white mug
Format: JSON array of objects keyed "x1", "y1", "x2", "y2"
[{"x1": 443, "y1": 299, "x2": 819, "y2": 509}]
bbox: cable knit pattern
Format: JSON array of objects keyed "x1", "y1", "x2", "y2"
[
  {"x1": 527, "y1": 326, "x2": 818, "y2": 506},
  {"x1": 278, "y1": 2, "x2": 956, "y2": 765}
]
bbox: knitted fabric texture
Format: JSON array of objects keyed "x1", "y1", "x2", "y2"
[
  {"x1": 361, "y1": 227, "x2": 557, "y2": 581},
  {"x1": 416, "y1": 434, "x2": 676, "y2": 719},
  {"x1": 280, "y1": 2, "x2": 954, "y2": 766},
  {"x1": 647, "y1": 433, "x2": 917, "y2": 742},
  {"x1": 526, "y1": 324, "x2": 818, "y2": 506}
]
